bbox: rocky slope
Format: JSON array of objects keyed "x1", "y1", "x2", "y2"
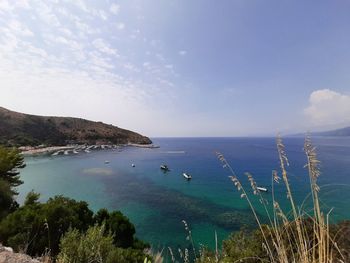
[
  {"x1": 0, "y1": 245, "x2": 41, "y2": 263},
  {"x1": 0, "y1": 107, "x2": 152, "y2": 146}
]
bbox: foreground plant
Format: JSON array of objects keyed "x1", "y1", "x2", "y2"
[{"x1": 214, "y1": 135, "x2": 344, "y2": 263}]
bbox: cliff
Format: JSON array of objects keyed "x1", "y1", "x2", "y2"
[{"x1": 0, "y1": 107, "x2": 152, "y2": 146}]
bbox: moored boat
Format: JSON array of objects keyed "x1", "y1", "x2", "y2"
[
  {"x1": 257, "y1": 186, "x2": 268, "y2": 192},
  {"x1": 160, "y1": 164, "x2": 169, "y2": 171},
  {"x1": 183, "y1": 172, "x2": 192, "y2": 180}
]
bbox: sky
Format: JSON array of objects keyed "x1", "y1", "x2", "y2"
[{"x1": 0, "y1": 0, "x2": 350, "y2": 137}]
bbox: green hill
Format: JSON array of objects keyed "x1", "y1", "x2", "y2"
[{"x1": 0, "y1": 107, "x2": 152, "y2": 146}]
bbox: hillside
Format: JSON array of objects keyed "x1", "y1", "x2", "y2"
[
  {"x1": 311, "y1": 126, "x2": 350, "y2": 137},
  {"x1": 0, "y1": 107, "x2": 152, "y2": 146}
]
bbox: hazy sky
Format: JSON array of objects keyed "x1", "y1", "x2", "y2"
[{"x1": 1, "y1": 0, "x2": 350, "y2": 137}]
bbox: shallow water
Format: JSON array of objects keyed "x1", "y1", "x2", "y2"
[{"x1": 17, "y1": 137, "x2": 350, "y2": 249}]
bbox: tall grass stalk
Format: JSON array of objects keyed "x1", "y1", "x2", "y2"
[{"x1": 216, "y1": 135, "x2": 344, "y2": 263}]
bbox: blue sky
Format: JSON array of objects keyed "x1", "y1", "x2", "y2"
[{"x1": 1, "y1": 0, "x2": 350, "y2": 136}]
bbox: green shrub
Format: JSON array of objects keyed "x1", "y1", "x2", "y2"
[
  {"x1": 57, "y1": 225, "x2": 114, "y2": 263},
  {"x1": 0, "y1": 194, "x2": 93, "y2": 256},
  {"x1": 94, "y1": 208, "x2": 149, "y2": 249}
]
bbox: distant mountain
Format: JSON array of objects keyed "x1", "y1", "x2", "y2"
[
  {"x1": 292, "y1": 126, "x2": 350, "y2": 137},
  {"x1": 311, "y1": 126, "x2": 350, "y2": 137},
  {"x1": 0, "y1": 107, "x2": 152, "y2": 146}
]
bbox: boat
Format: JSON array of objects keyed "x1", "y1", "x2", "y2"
[
  {"x1": 257, "y1": 187, "x2": 268, "y2": 192},
  {"x1": 183, "y1": 172, "x2": 192, "y2": 180},
  {"x1": 51, "y1": 150, "x2": 61, "y2": 156},
  {"x1": 64, "y1": 150, "x2": 69, "y2": 155},
  {"x1": 132, "y1": 163, "x2": 135, "y2": 167},
  {"x1": 84, "y1": 149, "x2": 91, "y2": 153},
  {"x1": 73, "y1": 149, "x2": 79, "y2": 154},
  {"x1": 160, "y1": 164, "x2": 169, "y2": 171},
  {"x1": 104, "y1": 160, "x2": 110, "y2": 164}
]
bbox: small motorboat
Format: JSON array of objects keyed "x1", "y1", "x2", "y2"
[
  {"x1": 132, "y1": 163, "x2": 135, "y2": 167},
  {"x1": 104, "y1": 160, "x2": 110, "y2": 164},
  {"x1": 183, "y1": 172, "x2": 192, "y2": 180},
  {"x1": 160, "y1": 164, "x2": 169, "y2": 171},
  {"x1": 257, "y1": 187, "x2": 268, "y2": 192}
]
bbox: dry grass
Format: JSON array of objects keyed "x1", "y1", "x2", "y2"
[{"x1": 215, "y1": 135, "x2": 344, "y2": 263}]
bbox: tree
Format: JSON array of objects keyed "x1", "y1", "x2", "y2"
[
  {"x1": 0, "y1": 195, "x2": 94, "y2": 256},
  {"x1": 0, "y1": 146, "x2": 25, "y2": 218},
  {"x1": 0, "y1": 146, "x2": 25, "y2": 193},
  {"x1": 95, "y1": 209, "x2": 140, "y2": 248},
  {"x1": 0, "y1": 179, "x2": 16, "y2": 219}
]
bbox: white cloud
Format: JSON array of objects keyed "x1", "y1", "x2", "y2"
[
  {"x1": 0, "y1": 0, "x2": 30, "y2": 12},
  {"x1": 116, "y1": 22, "x2": 125, "y2": 30},
  {"x1": 110, "y1": 3, "x2": 120, "y2": 15},
  {"x1": 35, "y1": 1, "x2": 60, "y2": 27},
  {"x1": 178, "y1": 50, "x2": 187, "y2": 56},
  {"x1": 0, "y1": 0, "x2": 181, "y2": 136},
  {"x1": 45, "y1": 34, "x2": 82, "y2": 51},
  {"x1": 98, "y1": 10, "x2": 108, "y2": 20},
  {"x1": 92, "y1": 38, "x2": 118, "y2": 56},
  {"x1": 72, "y1": 0, "x2": 89, "y2": 13},
  {"x1": 5, "y1": 19, "x2": 34, "y2": 37},
  {"x1": 304, "y1": 89, "x2": 350, "y2": 125}
]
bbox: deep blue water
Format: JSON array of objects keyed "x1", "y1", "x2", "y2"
[{"x1": 17, "y1": 137, "x2": 350, "y2": 251}]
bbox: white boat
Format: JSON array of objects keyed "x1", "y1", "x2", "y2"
[
  {"x1": 257, "y1": 187, "x2": 268, "y2": 192},
  {"x1": 73, "y1": 149, "x2": 79, "y2": 154},
  {"x1": 85, "y1": 149, "x2": 91, "y2": 153},
  {"x1": 183, "y1": 173, "x2": 192, "y2": 180},
  {"x1": 104, "y1": 160, "x2": 110, "y2": 164},
  {"x1": 132, "y1": 163, "x2": 135, "y2": 167},
  {"x1": 52, "y1": 151, "x2": 61, "y2": 156},
  {"x1": 64, "y1": 150, "x2": 69, "y2": 155},
  {"x1": 160, "y1": 164, "x2": 169, "y2": 171}
]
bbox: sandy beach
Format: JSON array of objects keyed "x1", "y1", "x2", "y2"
[{"x1": 20, "y1": 146, "x2": 76, "y2": 156}]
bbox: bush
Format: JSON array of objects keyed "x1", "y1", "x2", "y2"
[
  {"x1": 57, "y1": 225, "x2": 150, "y2": 263},
  {"x1": 94, "y1": 208, "x2": 149, "y2": 249},
  {"x1": 0, "y1": 195, "x2": 93, "y2": 256},
  {"x1": 57, "y1": 225, "x2": 114, "y2": 263}
]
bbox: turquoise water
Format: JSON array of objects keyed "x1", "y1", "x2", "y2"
[{"x1": 17, "y1": 137, "x2": 350, "y2": 250}]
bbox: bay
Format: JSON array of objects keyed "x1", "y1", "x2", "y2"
[{"x1": 17, "y1": 137, "x2": 350, "y2": 250}]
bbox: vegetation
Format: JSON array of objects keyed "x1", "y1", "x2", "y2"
[
  {"x1": 0, "y1": 106, "x2": 152, "y2": 146},
  {"x1": 0, "y1": 146, "x2": 25, "y2": 219},
  {"x1": 0, "y1": 146, "x2": 150, "y2": 262},
  {"x1": 0, "y1": 194, "x2": 149, "y2": 259},
  {"x1": 57, "y1": 225, "x2": 150, "y2": 263}
]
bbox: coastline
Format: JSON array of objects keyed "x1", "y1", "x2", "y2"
[
  {"x1": 20, "y1": 146, "x2": 76, "y2": 156},
  {"x1": 20, "y1": 142, "x2": 158, "y2": 156}
]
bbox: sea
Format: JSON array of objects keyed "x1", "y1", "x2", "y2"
[{"x1": 17, "y1": 137, "x2": 350, "y2": 253}]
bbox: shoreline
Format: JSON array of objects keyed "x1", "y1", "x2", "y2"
[
  {"x1": 20, "y1": 146, "x2": 76, "y2": 156},
  {"x1": 20, "y1": 143, "x2": 158, "y2": 156}
]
